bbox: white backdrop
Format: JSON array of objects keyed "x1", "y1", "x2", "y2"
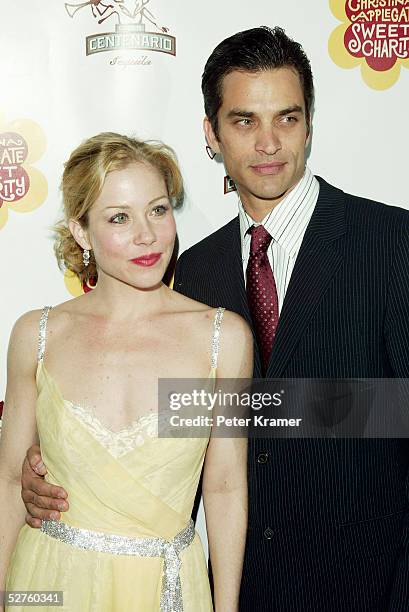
[{"x1": 0, "y1": 0, "x2": 408, "y2": 554}]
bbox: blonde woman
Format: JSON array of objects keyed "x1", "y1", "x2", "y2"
[{"x1": 0, "y1": 133, "x2": 252, "y2": 611}]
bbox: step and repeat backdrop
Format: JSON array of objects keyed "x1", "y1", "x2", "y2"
[{"x1": 0, "y1": 0, "x2": 408, "y2": 548}]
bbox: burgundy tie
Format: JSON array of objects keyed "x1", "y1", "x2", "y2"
[{"x1": 246, "y1": 225, "x2": 279, "y2": 374}]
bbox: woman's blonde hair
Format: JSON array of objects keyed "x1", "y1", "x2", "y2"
[{"x1": 54, "y1": 132, "x2": 184, "y2": 284}]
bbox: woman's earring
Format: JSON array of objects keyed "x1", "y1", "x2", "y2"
[
  {"x1": 206, "y1": 145, "x2": 216, "y2": 160},
  {"x1": 83, "y1": 249, "x2": 90, "y2": 267}
]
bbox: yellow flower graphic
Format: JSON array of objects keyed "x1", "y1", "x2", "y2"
[
  {"x1": 329, "y1": 0, "x2": 409, "y2": 90},
  {"x1": 0, "y1": 112, "x2": 47, "y2": 230},
  {"x1": 64, "y1": 269, "x2": 97, "y2": 297}
]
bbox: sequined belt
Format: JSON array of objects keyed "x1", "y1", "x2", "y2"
[{"x1": 40, "y1": 518, "x2": 195, "y2": 612}]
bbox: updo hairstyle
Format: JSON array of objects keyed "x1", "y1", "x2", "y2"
[{"x1": 54, "y1": 132, "x2": 184, "y2": 283}]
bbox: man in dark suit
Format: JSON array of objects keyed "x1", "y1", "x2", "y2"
[
  {"x1": 20, "y1": 26, "x2": 409, "y2": 611},
  {"x1": 174, "y1": 26, "x2": 409, "y2": 611}
]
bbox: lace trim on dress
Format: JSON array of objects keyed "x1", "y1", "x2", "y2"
[{"x1": 64, "y1": 401, "x2": 158, "y2": 458}]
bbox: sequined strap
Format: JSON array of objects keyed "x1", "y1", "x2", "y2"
[
  {"x1": 37, "y1": 306, "x2": 52, "y2": 363},
  {"x1": 41, "y1": 518, "x2": 195, "y2": 612},
  {"x1": 211, "y1": 307, "x2": 225, "y2": 370}
]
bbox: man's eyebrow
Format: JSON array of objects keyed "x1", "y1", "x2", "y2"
[
  {"x1": 226, "y1": 109, "x2": 255, "y2": 119},
  {"x1": 226, "y1": 105, "x2": 304, "y2": 120},
  {"x1": 277, "y1": 105, "x2": 304, "y2": 116}
]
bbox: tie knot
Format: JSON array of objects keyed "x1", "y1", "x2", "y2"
[{"x1": 249, "y1": 225, "x2": 272, "y2": 255}]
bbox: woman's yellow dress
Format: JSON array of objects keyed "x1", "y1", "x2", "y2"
[{"x1": 6, "y1": 306, "x2": 224, "y2": 611}]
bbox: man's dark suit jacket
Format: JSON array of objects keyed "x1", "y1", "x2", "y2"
[{"x1": 173, "y1": 177, "x2": 409, "y2": 611}]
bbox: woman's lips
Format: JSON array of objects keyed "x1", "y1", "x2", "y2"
[
  {"x1": 251, "y1": 162, "x2": 287, "y2": 176},
  {"x1": 130, "y1": 253, "x2": 161, "y2": 267}
]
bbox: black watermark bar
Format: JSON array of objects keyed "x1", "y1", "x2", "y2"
[
  {"x1": 0, "y1": 591, "x2": 63, "y2": 606},
  {"x1": 157, "y1": 378, "x2": 409, "y2": 438}
]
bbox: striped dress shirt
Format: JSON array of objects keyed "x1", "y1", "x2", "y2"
[{"x1": 239, "y1": 166, "x2": 320, "y2": 313}]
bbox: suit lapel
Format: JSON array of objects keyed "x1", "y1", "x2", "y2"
[
  {"x1": 212, "y1": 218, "x2": 264, "y2": 376},
  {"x1": 266, "y1": 178, "x2": 347, "y2": 378},
  {"x1": 214, "y1": 217, "x2": 252, "y2": 326}
]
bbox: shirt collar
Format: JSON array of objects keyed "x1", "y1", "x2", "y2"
[{"x1": 238, "y1": 166, "x2": 319, "y2": 252}]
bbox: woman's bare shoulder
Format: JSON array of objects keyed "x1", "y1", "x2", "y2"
[
  {"x1": 47, "y1": 296, "x2": 86, "y2": 318},
  {"x1": 7, "y1": 309, "x2": 45, "y2": 371},
  {"x1": 169, "y1": 290, "x2": 246, "y2": 325},
  {"x1": 215, "y1": 310, "x2": 253, "y2": 378},
  {"x1": 170, "y1": 290, "x2": 252, "y2": 340},
  {"x1": 11, "y1": 308, "x2": 46, "y2": 340},
  {"x1": 219, "y1": 309, "x2": 252, "y2": 343},
  {"x1": 10, "y1": 297, "x2": 80, "y2": 348},
  {"x1": 169, "y1": 289, "x2": 213, "y2": 313}
]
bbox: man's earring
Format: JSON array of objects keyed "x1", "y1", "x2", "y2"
[
  {"x1": 83, "y1": 249, "x2": 90, "y2": 267},
  {"x1": 206, "y1": 145, "x2": 216, "y2": 160}
]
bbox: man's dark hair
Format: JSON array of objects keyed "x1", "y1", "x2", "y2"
[{"x1": 202, "y1": 26, "x2": 314, "y2": 139}]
